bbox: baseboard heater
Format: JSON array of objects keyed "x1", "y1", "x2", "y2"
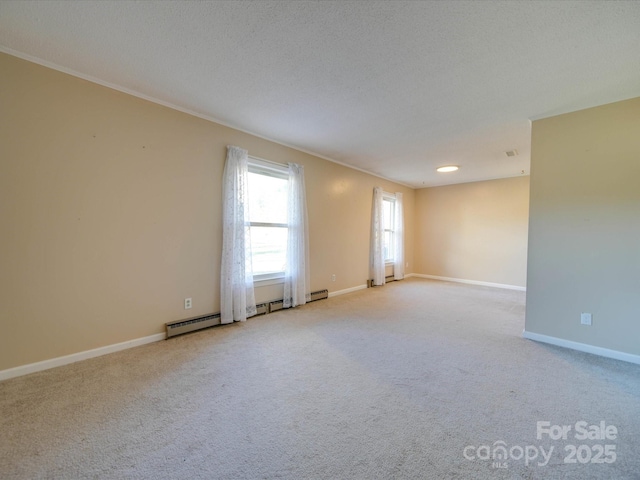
[
  {"x1": 165, "y1": 303, "x2": 267, "y2": 338},
  {"x1": 269, "y1": 289, "x2": 328, "y2": 313},
  {"x1": 165, "y1": 289, "x2": 328, "y2": 338},
  {"x1": 368, "y1": 276, "x2": 397, "y2": 287}
]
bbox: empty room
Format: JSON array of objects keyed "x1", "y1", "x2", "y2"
[{"x1": 1, "y1": 1, "x2": 639, "y2": 479}]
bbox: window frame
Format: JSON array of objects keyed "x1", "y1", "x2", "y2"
[
  {"x1": 382, "y1": 192, "x2": 396, "y2": 265},
  {"x1": 247, "y1": 156, "x2": 289, "y2": 284}
]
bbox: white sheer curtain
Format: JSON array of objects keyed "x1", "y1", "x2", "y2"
[
  {"x1": 284, "y1": 162, "x2": 310, "y2": 308},
  {"x1": 393, "y1": 192, "x2": 405, "y2": 280},
  {"x1": 220, "y1": 145, "x2": 257, "y2": 324},
  {"x1": 370, "y1": 187, "x2": 386, "y2": 286}
]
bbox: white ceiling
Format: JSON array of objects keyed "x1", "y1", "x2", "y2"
[{"x1": 1, "y1": 1, "x2": 639, "y2": 188}]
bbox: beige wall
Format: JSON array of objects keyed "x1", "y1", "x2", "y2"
[
  {"x1": 414, "y1": 176, "x2": 530, "y2": 288},
  {"x1": 0, "y1": 53, "x2": 414, "y2": 371},
  {"x1": 525, "y1": 97, "x2": 640, "y2": 356}
]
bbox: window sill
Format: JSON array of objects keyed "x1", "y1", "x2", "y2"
[{"x1": 253, "y1": 274, "x2": 285, "y2": 287}]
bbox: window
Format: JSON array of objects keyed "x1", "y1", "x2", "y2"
[
  {"x1": 247, "y1": 158, "x2": 289, "y2": 280},
  {"x1": 382, "y1": 194, "x2": 396, "y2": 263}
]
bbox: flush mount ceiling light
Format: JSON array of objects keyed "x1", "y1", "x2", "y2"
[{"x1": 436, "y1": 165, "x2": 459, "y2": 173}]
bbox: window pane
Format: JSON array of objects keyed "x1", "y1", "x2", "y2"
[
  {"x1": 383, "y1": 199, "x2": 394, "y2": 229},
  {"x1": 248, "y1": 172, "x2": 288, "y2": 224},
  {"x1": 383, "y1": 197, "x2": 395, "y2": 262},
  {"x1": 384, "y1": 230, "x2": 394, "y2": 262},
  {"x1": 250, "y1": 226, "x2": 287, "y2": 274}
]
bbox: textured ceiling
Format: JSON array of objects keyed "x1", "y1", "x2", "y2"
[{"x1": 1, "y1": 1, "x2": 639, "y2": 188}]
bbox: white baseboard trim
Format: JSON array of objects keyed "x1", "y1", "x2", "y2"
[
  {"x1": 411, "y1": 273, "x2": 526, "y2": 292},
  {"x1": 328, "y1": 284, "x2": 368, "y2": 298},
  {"x1": 523, "y1": 330, "x2": 640, "y2": 365},
  {"x1": 0, "y1": 332, "x2": 166, "y2": 382}
]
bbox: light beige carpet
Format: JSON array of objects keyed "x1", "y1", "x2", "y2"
[{"x1": 1, "y1": 278, "x2": 639, "y2": 479}]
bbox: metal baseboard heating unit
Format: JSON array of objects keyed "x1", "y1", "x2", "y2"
[
  {"x1": 255, "y1": 303, "x2": 268, "y2": 316},
  {"x1": 269, "y1": 299, "x2": 284, "y2": 313},
  {"x1": 268, "y1": 289, "x2": 328, "y2": 313},
  {"x1": 166, "y1": 303, "x2": 267, "y2": 338},
  {"x1": 369, "y1": 277, "x2": 397, "y2": 287},
  {"x1": 310, "y1": 289, "x2": 329, "y2": 302},
  {"x1": 165, "y1": 290, "x2": 327, "y2": 338}
]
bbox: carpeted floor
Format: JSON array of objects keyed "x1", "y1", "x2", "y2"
[{"x1": 1, "y1": 278, "x2": 639, "y2": 479}]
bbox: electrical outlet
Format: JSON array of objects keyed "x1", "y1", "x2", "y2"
[
  {"x1": 184, "y1": 298, "x2": 192, "y2": 309},
  {"x1": 580, "y1": 312, "x2": 592, "y2": 326},
  {"x1": 331, "y1": 274, "x2": 336, "y2": 282}
]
